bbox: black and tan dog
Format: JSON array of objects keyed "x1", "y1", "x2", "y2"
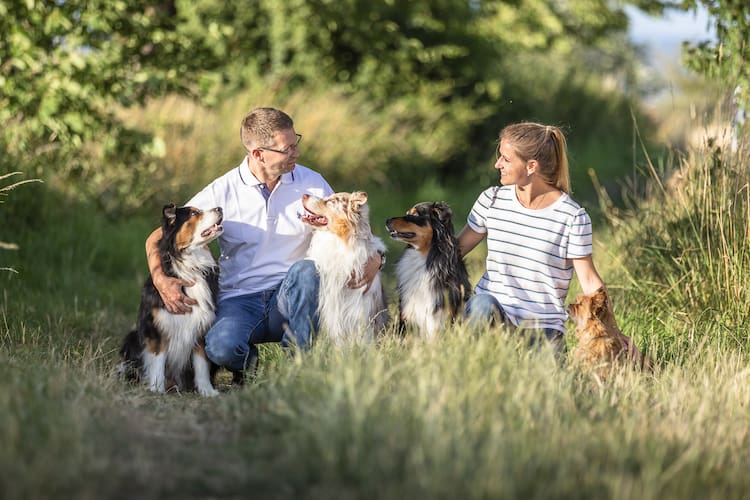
[
  {"x1": 119, "y1": 204, "x2": 223, "y2": 396},
  {"x1": 386, "y1": 202, "x2": 471, "y2": 338}
]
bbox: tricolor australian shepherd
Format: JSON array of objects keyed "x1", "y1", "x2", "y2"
[
  {"x1": 386, "y1": 202, "x2": 471, "y2": 339},
  {"x1": 119, "y1": 204, "x2": 223, "y2": 396},
  {"x1": 300, "y1": 191, "x2": 389, "y2": 345}
]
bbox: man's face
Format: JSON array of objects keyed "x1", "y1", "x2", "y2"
[{"x1": 256, "y1": 128, "x2": 301, "y2": 178}]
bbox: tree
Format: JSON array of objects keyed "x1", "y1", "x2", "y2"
[
  {"x1": 0, "y1": 0, "x2": 217, "y2": 211},
  {"x1": 679, "y1": 1, "x2": 749, "y2": 112}
]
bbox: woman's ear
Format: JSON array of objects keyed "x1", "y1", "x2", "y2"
[{"x1": 526, "y1": 159, "x2": 538, "y2": 176}]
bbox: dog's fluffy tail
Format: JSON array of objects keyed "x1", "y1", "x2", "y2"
[{"x1": 116, "y1": 329, "x2": 143, "y2": 381}]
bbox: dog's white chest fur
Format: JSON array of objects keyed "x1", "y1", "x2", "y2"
[
  {"x1": 153, "y1": 247, "x2": 216, "y2": 373},
  {"x1": 307, "y1": 231, "x2": 387, "y2": 345},
  {"x1": 397, "y1": 249, "x2": 445, "y2": 339}
]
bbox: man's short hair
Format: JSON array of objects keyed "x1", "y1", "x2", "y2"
[{"x1": 240, "y1": 108, "x2": 294, "y2": 150}]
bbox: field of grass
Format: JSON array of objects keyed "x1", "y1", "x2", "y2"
[{"x1": 3, "y1": 84, "x2": 750, "y2": 498}]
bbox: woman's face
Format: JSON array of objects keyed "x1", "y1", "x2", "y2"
[{"x1": 494, "y1": 140, "x2": 529, "y2": 186}]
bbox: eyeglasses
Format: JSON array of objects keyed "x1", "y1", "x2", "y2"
[{"x1": 258, "y1": 134, "x2": 302, "y2": 157}]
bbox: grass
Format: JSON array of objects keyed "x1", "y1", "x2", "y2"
[
  {"x1": 3, "y1": 185, "x2": 750, "y2": 499},
  {"x1": 1, "y1": 315, "x2": 749, "y2": 499},
  {"x1": 4, "y1": 83, "x2": 750, "y2": 497}
]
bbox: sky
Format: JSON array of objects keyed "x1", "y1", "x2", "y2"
[{"x1": 625, "y1": 5, "x2": 716, "y2": 59}]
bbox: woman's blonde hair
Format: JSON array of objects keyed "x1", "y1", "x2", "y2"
[{"x1": 498, "y1": 122, "x2": 571, "y2": 194}]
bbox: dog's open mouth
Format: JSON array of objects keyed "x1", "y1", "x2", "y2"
[
  {"x1": 388, "y1": 230, "x2": 416, "y2": 240},
  {"x1": 300, "y1": 209, "x2": 328, "y2": 227},
  {"x1": 201, "y1": 220, "x2": 223, "y2": 238}
]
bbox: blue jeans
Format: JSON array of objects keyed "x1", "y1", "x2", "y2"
[
  {"x1": 464, "y1": 294, "x2": 566, "y2": 356},
  {"x1": 205, "y1": 260, "x2": 320, "y2": 372}
]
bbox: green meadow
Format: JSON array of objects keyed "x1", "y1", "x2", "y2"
[{"x1": 3, "y1": 85, "x2": 750, "y2": 499}]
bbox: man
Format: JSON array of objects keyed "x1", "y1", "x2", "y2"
[{"x1": 145, "y1": 107, "x2": 380, "y2": 382}]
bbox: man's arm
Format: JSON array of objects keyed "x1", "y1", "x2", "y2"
[
  {"x1": 348, "y1": 252, "x2": 384, "y2": 291},
  {"x1": 146, "y1": 227, "x2": 197, "y2": 314}
]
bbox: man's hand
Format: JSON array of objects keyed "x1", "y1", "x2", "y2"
[
  {"x1": 146, "y1": 226, "x2": 197, "y2": 314},
  {"x1": 347, "y1": 252, "x2": 383, "y2": 292},
  {"x1": 153, "y1": 270, "x2": 197, "y2": 314}
]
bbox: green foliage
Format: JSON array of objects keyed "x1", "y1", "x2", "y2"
[
  {"x1": 679, "y1": 1, "x2": 750, "y2": 111},
  {"x1": 0, "y1": 0, "x2": 216, "y2": 213},
  {"x1": 1, "y1": 0, "x2": 647, "y2": 215}
]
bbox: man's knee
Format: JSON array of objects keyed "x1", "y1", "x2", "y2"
[
  {"x1": 205, "y1": 330, "x2": 248, "y2": 368},
  {"x1": 285, "y1": 259, "x2": 319, "y2": 289},
  {"x1": 279, "y1": 259, "x2": 320, "y2": 309}
]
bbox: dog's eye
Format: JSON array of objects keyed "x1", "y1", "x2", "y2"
[{"x1": 191, "y1": 209, "x2": 201, "y2": 217}]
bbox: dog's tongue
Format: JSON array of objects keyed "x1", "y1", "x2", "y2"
[
  {"x1": 301, "y1": 213, "x2": 328, "y2": 227},
  {"x1": 201, "y1": 223, "x2": 222, "y2": 237}
]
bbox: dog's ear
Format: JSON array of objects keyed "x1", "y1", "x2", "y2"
[
  {"x1": 163, "y1": 203, "x2": 177, "y2": 225},
  {"x1": 591, "y1": 287, "x2": 608, "y2": 316},
  {"x1": 432, "y1": 202, "x2": 453, "y2": 224},
  {"x1": 349, "y1": 191, "x2": 368, "y2": 211}
]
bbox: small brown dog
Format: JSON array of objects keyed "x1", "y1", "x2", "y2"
[{"x1": 568, "y1": 287, "x2": 652, "y2": 382}]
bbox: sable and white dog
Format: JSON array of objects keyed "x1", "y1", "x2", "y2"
[
  {"x1": 119, "y1": 204, "x2": 223, "y2": 396},
  {"x1": 568, "y1": 287, "x2": 653, "y2": 382},
  {"x1": 386, "y1": 201, "x2": 471, "y2": 338},
  {"x1": 300, "y1": 191, "x2": 389, "y2": 345}
]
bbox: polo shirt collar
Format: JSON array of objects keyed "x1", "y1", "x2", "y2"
[{"x1": 238, "y1": 157, "x2": 296, "y2": 186}]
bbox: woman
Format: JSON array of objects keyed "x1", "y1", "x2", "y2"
[{"x1": 458, "y1": 122, "x2": 605, "y2": 354}]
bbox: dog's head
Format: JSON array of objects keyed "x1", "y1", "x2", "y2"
[
  {"x1": 300, "y1": 191, "x2": 370, "y2": 240},
  {"x1": 161, "y1": 204, "x2": 223, "y2": 252},
  {"x1": 385, "y1": 201, "x2": 454, "y2": 253},
  {"x1": 567, "y1": 287, "x2": 618, "y2": 338}
]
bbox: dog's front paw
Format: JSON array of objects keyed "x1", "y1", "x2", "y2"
[
  {"x1": 148, "y1": 381, "x2": 166, "y2": 393},
  {"x1": 198, "y1": 385, "x2": 219, "y2": 397}
]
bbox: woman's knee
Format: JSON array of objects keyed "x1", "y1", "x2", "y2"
[{"x1": 464, "y1": 294, "x2": 505, "y2": 325}]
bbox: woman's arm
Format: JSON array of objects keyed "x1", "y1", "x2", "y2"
[
  {"x1": 457, "y1": 225, "x2": 486, "y2": 257},
  {"x1": 572, "y1": 255, "x2": 605, "y2": 294}
]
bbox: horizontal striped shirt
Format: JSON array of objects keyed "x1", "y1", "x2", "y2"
[{"x1": 466, "y1": 185, "x2": 593, "y2": 333}]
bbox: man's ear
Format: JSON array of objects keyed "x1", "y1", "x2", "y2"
[{"x1": 250, "y1": 149, "x2": 260, "y2": 161}]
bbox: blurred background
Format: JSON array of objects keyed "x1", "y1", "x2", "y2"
[{"x1": 1, "y1": 0, "x2": 746, "y2": 309}]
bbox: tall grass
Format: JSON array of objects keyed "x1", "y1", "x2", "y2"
[
  {"x1": 1, "y1": 320, "x2": 749, "y2": 499},
  {"x1": 600, "y1": 128, "x2": 750, "y2": 357},
  {"x1": 4, "y1": 81, "x2": 750, "y2": 498}
]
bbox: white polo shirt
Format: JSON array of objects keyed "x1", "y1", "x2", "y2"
[{"x1": 186, "y1": 158, "x2": 333, "y2": 301}]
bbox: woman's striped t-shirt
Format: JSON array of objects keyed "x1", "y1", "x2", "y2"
[{"x1": 466, "y1": 185, "x2": 593, "y2": 333}]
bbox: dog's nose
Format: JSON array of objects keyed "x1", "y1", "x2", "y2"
[{"x1": 385, "y1": 218, "x2": 394, "y2": 229}]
